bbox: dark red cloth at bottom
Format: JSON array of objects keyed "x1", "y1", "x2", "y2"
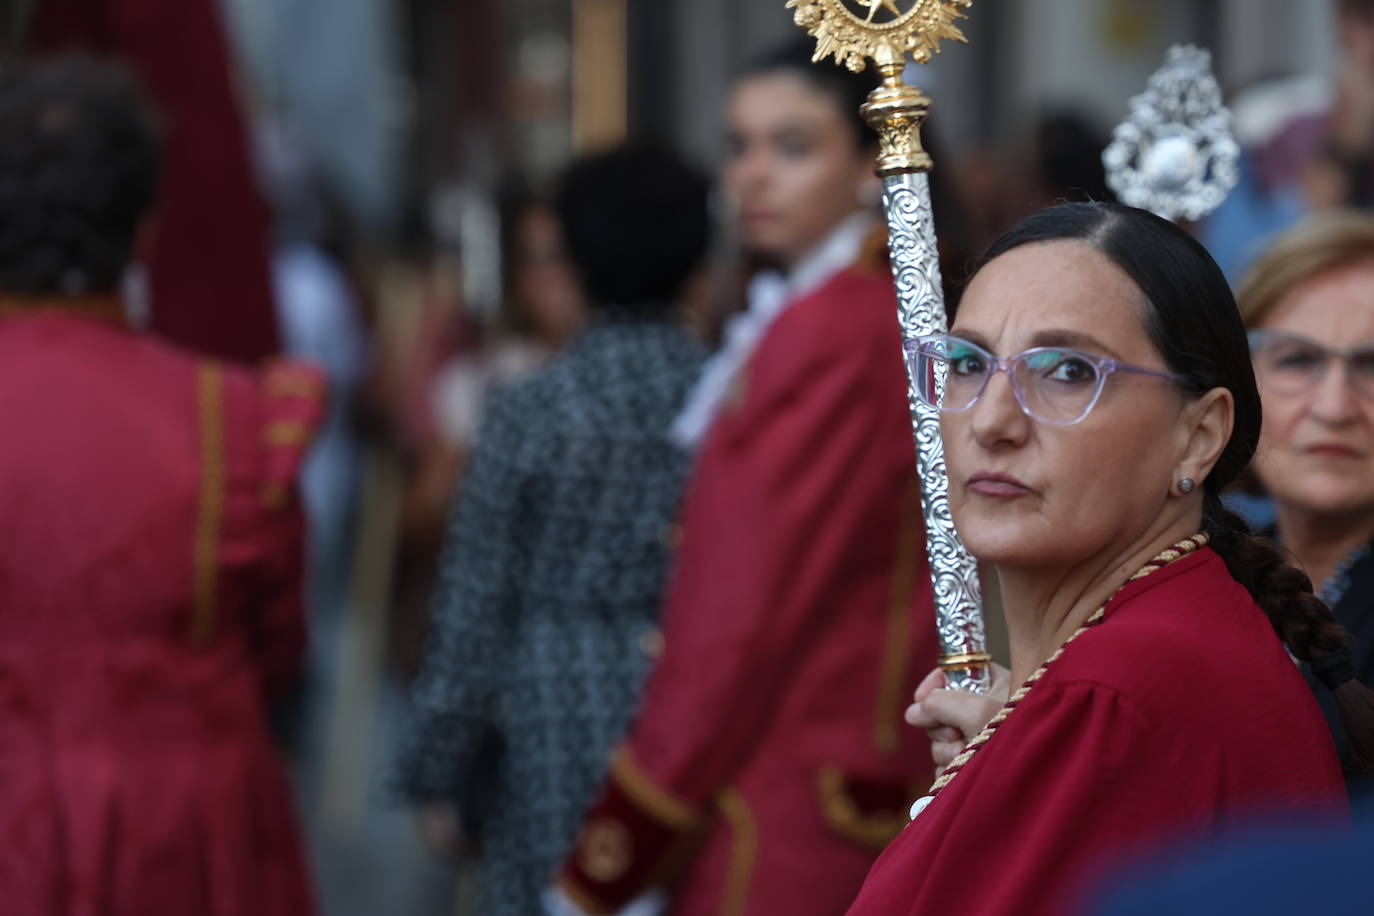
[{"x1": 846, "y1": 547, "x2": 1348, "y2": 916}]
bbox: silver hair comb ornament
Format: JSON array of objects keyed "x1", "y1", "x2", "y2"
[{"x1": 1103, "y1": 44, "x2": 1239, "y2": 222}]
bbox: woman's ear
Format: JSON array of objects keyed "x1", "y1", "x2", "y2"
[{"x1": 1179, "y1": 386, "x2": 1234, "y2": 485}]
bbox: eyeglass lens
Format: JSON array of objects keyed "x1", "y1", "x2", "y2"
[
  {"x1": 1252, "y1": 335, "x2": 1374, "y2": 397},
  {"x1": 910, "y1": 338, "x2": 1106, "y2": 425}
]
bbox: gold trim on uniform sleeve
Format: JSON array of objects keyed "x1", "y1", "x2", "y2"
[
  {"x1": 610, "y1": 747, "x2": 703, "y2": 831},
  {"x1": 816, "y1": 765, "x2": 907, "y2": 851},
  {"x1": 716, "y1": 788, "x2": 758, "y2": 916},
  {"x1": 263, "y1": 419, "x2": 312, "y2": 447},
  {"x1": 191, "y1": 363, "x2": 225, "y2": 647}
]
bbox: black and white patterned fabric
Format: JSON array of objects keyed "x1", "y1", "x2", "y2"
[{"x1": 396, "y1": 310, "x2": 705, "y2": 916}]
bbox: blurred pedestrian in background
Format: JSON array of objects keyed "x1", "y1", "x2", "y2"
[
  {"x1": 1203, "y1": 0, "x2": 1374, "y2": 281},
  {"x1": 387, "y1": 185, "x2": 589, "y2": 678},
  {"x1": 1239, "y1": 209, "x2": 1374, "y2": 799},
  {"x1": 26, "y1": 0, "x2": 282, "y2": 362},
  {"x1": 256, "y1": 118, "x2": 370, "y2": 608},
  {"x1": 396, "y1": 142, "x2": 710, "y2": 916},
  {"x1": 1029, "y1": 109, "x2": 1114, "y2": 207},
  {"x1": 429, "y1": 191, "x2": 586, "y2": 467},
  {"x1": 554, "y1": 38, "x2": 939, "y2": 916},
  {"x1": 0, "y1": 56, "x2": 319, "y2": 914}
]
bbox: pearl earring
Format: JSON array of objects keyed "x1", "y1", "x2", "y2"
[{"x1": 1177, "y1": 477, "x2": 1196, "y2": 495}]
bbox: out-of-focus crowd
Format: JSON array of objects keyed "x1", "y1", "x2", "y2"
[{"x1": 6, "y1": 1, "x2": 1374, "y2": 916}]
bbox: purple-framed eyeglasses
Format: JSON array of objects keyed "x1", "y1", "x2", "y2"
[{"x1": 904, "y1": 334, "x2": 1188, "y2": 426}]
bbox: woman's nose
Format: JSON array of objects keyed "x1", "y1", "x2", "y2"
[
  {"x1": 968, "y1": 367, "x2": 1030, "y2": 448},
  {"x1": 1308, "y1": 359, "x2": 1361, "y2": 425}
]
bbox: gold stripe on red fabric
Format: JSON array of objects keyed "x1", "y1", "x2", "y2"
[
  {"x1": 716, "y1": 787, "x2": 757, "y2": 916},
  {"x1": 610, "y1": 746, "x2": 702, "y2": 831},
  {"x1": 191, "y1": 363, "x2": 226, "y2": 647},
  {"x1": 873, "y1": 477, "x2": 922, "y2": 753}
]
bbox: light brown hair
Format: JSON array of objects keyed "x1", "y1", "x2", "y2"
[{"x1": 1236, "y1": 209, "x2": 1374, "y2": 328}]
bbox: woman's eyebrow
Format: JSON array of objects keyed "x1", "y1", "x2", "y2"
[
  {"x1": 948, "y1": 328, "x2": 993, "y2": 351},
  {"x1": 1028, "y1": 328, "x2": 1122, "y2": 359}
]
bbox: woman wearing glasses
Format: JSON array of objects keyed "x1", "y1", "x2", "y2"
[
  {"x1": 1241, "y1": 210, "x2": 1374, "y2": 798},
  {"x1": 845, "y1": 201, "x2": 1368, "y2": 916}
]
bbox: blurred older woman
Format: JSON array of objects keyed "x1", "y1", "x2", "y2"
[
  {"x1": 1240, "y1": 210, "x2": 1374, "y2": 795},
  {"x1": 846, "y1": 202, "x2": 1369, "y2": 916}
]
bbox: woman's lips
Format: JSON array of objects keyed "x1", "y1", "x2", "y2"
[
  {"x1": 967, "y1": 471, "x2": 1033, "y2": 499},
  {"x1": 1304, "y1": 443, "x2": 1364, "y2": 460}
]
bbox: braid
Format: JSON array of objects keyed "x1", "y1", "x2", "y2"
[
  {"x1": 1203, "y1": 492, "x2": 1374, "y2": 773},
  {"x1": 1201, "y1": 493, "x2": 1348, "y2": 662}
]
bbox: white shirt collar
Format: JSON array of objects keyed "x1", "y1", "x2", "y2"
[
  {"x1": 784, "y1": 211, "x2": 875, "y2": 300},
  {"x1": 668, "y1": 211, "x2": 877, "y2": 450}
]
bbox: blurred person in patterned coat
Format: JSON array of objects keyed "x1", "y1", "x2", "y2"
[
  {"x1": 0, "y1": 56, "x2": 320, "y2": 914},
  {"x1": 395, "y1": 143, "x2": 712, "y2": 916}
]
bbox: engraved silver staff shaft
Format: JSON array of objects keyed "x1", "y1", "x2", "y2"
[
  {"x1": 882, "y1": 172, "x2": 989, "y2": 692},
  {"x1": 786, "y1": 0, "x2": 987, "y2": 691}
]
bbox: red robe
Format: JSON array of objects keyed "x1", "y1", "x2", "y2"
[
  {"x1": 559, "y1": 247, "x2": 939, "y2": 915},
  {"x1": 30, "y1": 0, "x2": 281, "y2": 363},
  {"x1": 846, "y1": 546, "x2": 1347, "y2": 916},
  {"x1": 0, "y1": 307, "x2": 319, "y2": 915}
]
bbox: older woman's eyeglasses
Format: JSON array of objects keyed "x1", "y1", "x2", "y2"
[
  {"x1": 904, "y1": 334, "x2": 1187, "y2": 426},
  {"x1": 1248, "y1": 330, "x2": 1374, "y2": 398}
]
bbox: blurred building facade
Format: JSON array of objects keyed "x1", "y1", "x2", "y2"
[{"x1": 200, "y1": 1, "x2": 1343, "y2": 291}]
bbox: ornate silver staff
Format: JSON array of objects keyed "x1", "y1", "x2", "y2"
[{"x1": 786, "y1": 0, "x2": 989, "y2": 692}]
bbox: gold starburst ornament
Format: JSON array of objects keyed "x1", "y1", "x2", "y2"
[
  {"x1": 786, "y1": 0, "x2": 971, "y2": 71},
  {"x1": 786, "y1": 0, "x2": 972, "y2": 176}
]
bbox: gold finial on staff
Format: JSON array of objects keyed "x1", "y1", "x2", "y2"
[{"x1": 785, "y1": 0, "x2": 970, "y2": 176}]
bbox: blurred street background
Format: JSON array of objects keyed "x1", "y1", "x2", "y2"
[{"x1": 0, "y1": 2, "x2": 1351, "y2": 913}]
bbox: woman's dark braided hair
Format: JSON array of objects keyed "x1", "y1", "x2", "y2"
[{"x1": 982, "y1": 202, "x2": 1374, "y2": 773}]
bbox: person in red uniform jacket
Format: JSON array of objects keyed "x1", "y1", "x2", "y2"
[
  {"x1": 0, "y1": 58, "x2": 319, "y2": 915},
  {"x1": 552, "y1": 41, "x2": 939, "y2": 916},
  {"x1": 28, "y1": 0, "x2": 280, "y2": 363},
  {"x1": 849, "y1": 202, "x2": 1365, "y2": 916}
]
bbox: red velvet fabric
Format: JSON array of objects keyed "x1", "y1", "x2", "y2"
[
  {"x1": 562, "y1": 259, "x2": 939, "y2": 915},
  {"x1": 0, "y1": 312, "x2": 317, "y2": 915},
  {"x1": 29, "y1": 0, "x2": 280, "y2": 363},
  {"x1": 847, "y1": 547, "x2": 1348, "y2": 916}
]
